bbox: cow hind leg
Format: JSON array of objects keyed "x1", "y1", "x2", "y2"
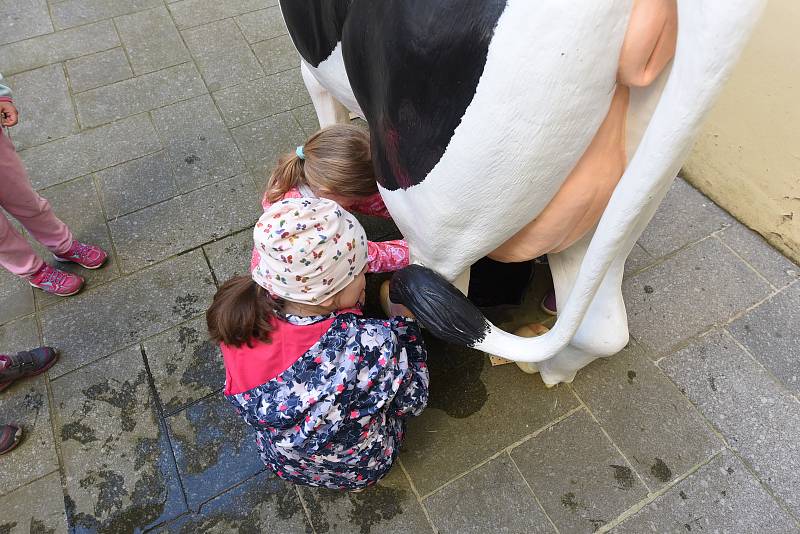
[
  {"x1": 300, "y1": 61, "x2": 350, "y2": 128},
  {"x1": 535, "y1": 231, "x2": 630, "y2": 385},
  {"x1": 514, "y1": 231, "x2": 629, "y2": 381}
]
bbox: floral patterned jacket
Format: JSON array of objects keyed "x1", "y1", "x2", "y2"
[{"x1": 224, "y1": 310, "x2": 428, "y2": 490}]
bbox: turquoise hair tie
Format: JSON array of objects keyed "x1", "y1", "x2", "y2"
[{"x1": 295, "y1": 145, "x2": 305, "y2": 160}]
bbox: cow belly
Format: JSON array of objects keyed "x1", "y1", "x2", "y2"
[{"x1": 490, "y1": 85, "x2": 630, "y2": 263}]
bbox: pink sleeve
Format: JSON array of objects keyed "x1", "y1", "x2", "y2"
[
  {"x1": 349, "y1": 193, "x2": 392, "y2": 219},
  {"x1": 367, "y1": 240, "x2": 409, "y2": 273}
]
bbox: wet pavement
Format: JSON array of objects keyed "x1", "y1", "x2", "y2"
[{"x1": 1, "y1": 2, "x2": 799, "y2": 533}]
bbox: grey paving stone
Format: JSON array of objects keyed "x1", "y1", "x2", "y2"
[
  {"x1": 20, "y1": 113, "x2": 161, "y2": 190},
  {"x1": 31, "y1": 176, "x2": 119, "y2": 309},
  {"x1": 0, "y1": 376, "x2": 58, "y2": 494},
  {"x1": 115, "y1": 6, "x2": 190, "y2": 75},
  {"x1": 143, "y1": 316, "x2": 224, "y2": 414},
  {"x1": 401, "y1": 336, "x2": 579, "y2": 496},
  {"x1": 151, "y1": 94, "x2": 246, "y2": 192},
  {"x1": 572, "y1": 343, "x2": 721, "y2": 490},
  {"x1": 510, "y1": 409, "x2": 648, "y2": 534},
  {"x1": 0, "y1": 267, "x2": 34, "y2": 325},
  {"x1": 215, "y1": 68, "x2": 309, "y2": 128},
  {"x1": 52, "y1": 346, "x2": 186, "y2": 532},
  {"x1": 719, "y1": 223, "x2": 799, "y2": 288},
  {"x1": 614, "y1": 451, "x2": 798, "y2": 533},
  {"x1": 638, "y1": 178, "x2": 733, "y2": 258},
  {"x1": 624, "y1": 243, "x2": 655, "y2": 277},
  {"x1": 6, "y1": 64, "x2": 78, "y2": 150},
  {"x1": 167, "y1": 393, "x2": 263, "y2": 509},
  {"x1": 182, "y1": 18, "x2": 263, "y2": 92},
  {"x1": 252, "y1": 34, "x2": 300, "y2": 76},
  {"x1": 623, "y1": 237, "x2": 770, "y2": 354},
  {"x1": 50, "y1": 0, "x2": 162, "y2": 30},
  {"x1": 158, "y1": 470, "x2": 310, "y2": 533},
  {"x1": 96, "y1": 151, "x2": 178, "y2": 219},
  {"x1": 65, "y1": 47, "x2": 133, "y2": 93},
  {"x1": 75, "y1": 62, "x2": 206, "y2": 128},
  {"x1": 0, "y1": 315, "x2": 39, "y2": 355},
  {"x1": 109, "y1": 174, "x2": 259, "y2": 272},
  {"x1": 0, "y1": 472, "x2": 68, "y2": 534},
  {"x1": 203, "y1": 229, "x2": 254, "y2": 283},
  {"x1": 291, "y1": 103, "x2": 320, "y2": 138},
  {"x1": 0, "y1": 20, "x2": 119, "y2": 76},
  {"x1": 41, "y1": 250, "x2": 216, "y2": 377},
  {"x1": 231, "y1": 110, "x2": 306, "y2": 177},
  {"x1": 660, "y1": 329, "x2": 800, "y2": 517},
  {"x1": 298, "y1": 466, "x2": 432, "y2": 534},
  {"x1": 235, "y1": 6, "x2": 287, "y2": 44},
  {"x1": 425, "y1": 454, "x2": 554, "y2": 534},
  {"x1": 0, "y1": 0, "x2": 53, "y2": 46},
  {"x1": 169, "y1": 0, "x2": 278, "y2": 30},
  {"x1": 728, "y1": 283, "x2": 800, "y2": 396}
]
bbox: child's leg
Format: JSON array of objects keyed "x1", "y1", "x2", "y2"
[
  {"x1": 0, "y1": 132, "x2": 73, "y2": 260},
  {"x1": 0, "y1": 208, "x2": 45, "y2": 277}
]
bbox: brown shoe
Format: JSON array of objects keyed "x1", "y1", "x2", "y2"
[
  {"x1": 0, "y1": 347, "x2": 59, "y2": 392},
  {"x1": 0, "y1": 424, "x2": 22, "y2": 455}
]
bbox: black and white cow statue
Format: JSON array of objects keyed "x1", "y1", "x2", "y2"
[{"x1": 278, "y1": 0, "x2": 765, "y2": 385}]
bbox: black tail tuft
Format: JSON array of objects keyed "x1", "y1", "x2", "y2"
[{"x1": 389, "y1": 265, "x2": 489, "y2": 346}]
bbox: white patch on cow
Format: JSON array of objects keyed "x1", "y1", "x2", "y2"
[
  {"x1": 378, "y1": 0, "x2": 631, "y2": 281},
  {"x1": 304, "y1": 42, "x2": 364, "y2": 120}
]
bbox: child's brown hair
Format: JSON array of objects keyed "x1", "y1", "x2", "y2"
[
  {"x1": 265, "y1": 123, "x2": 377, "y2": 203},
  {"x1": 207, "y1": 276, "x2": 278, "y2": 347}
]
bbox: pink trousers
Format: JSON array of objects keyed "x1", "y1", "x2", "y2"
[{"x1": 0, "y1": 130, "x2": 72, "y2": 277}]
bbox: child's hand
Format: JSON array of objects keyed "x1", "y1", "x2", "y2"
[
  {"x1": 389, "y1": 302, "x2": 415, "y2": 319},
  {"x1": 381, "y1": 279, "x2": 415, "y2": 318},
  {"x1": 0, "y1": 102, "x2": 18, "y2": 127}
]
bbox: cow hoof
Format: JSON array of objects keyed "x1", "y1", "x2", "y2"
[{"x1": 512, "y1": 323, "x2": 550, "y2": 375}]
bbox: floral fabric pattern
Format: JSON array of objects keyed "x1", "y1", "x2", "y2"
[
  {"x1": 250, "y1": 188, "x2": 409, "y2": 274},
  {"x1": 227, "y1": 311, "x2": 428, "y2": 490}
]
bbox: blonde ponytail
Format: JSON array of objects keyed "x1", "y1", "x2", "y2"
[{"x1": 265, "y1": 153, "x2": 305, "y2": 203}]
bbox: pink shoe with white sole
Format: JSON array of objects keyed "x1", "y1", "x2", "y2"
[
  {"x1": 54, "y1": 240, "x2": 108, "y2": 269},
  {"x1": 28, "y1": 264, "x2": 84, "y2": 296}
]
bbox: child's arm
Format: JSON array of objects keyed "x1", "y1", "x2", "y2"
[
  {"x1": 367, "y1": 239, "x2": 409, "y2": 273},
  {"x1": 348, "y1": 193, "x2": 392, "y2": 219},
  {"x1": 388, "y1": 319, "x2": 429, "y2": 417}
]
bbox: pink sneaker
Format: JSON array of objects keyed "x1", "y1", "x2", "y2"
[
  {"x1": 28, "y1": 264, "x2": 84, "y2": 296},
  {"x1": 54, "y1": 240, "x2": 108, "y2": 269},
  {"x1": 540, "y1": 289, "x2": 557, "y2": 316}
]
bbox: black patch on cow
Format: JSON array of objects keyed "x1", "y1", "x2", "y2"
[
  {"x1": 342, "y1": 0, "x2": 508, "y2": 190},
  {"x1": 390, "y1": 265, "x2": 490, "y2": 346},
  {"x1": 279, "y1": 0, "x2": 353, "y2": 67}
]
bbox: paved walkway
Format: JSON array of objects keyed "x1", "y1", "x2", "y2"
[{"x1": 1, "y1": 2, "x2": 799, "y2": 533}]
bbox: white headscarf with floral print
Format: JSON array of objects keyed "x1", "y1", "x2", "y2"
[{"x1": 252, "y1": 198, "x2": 368, "y2": 304}]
